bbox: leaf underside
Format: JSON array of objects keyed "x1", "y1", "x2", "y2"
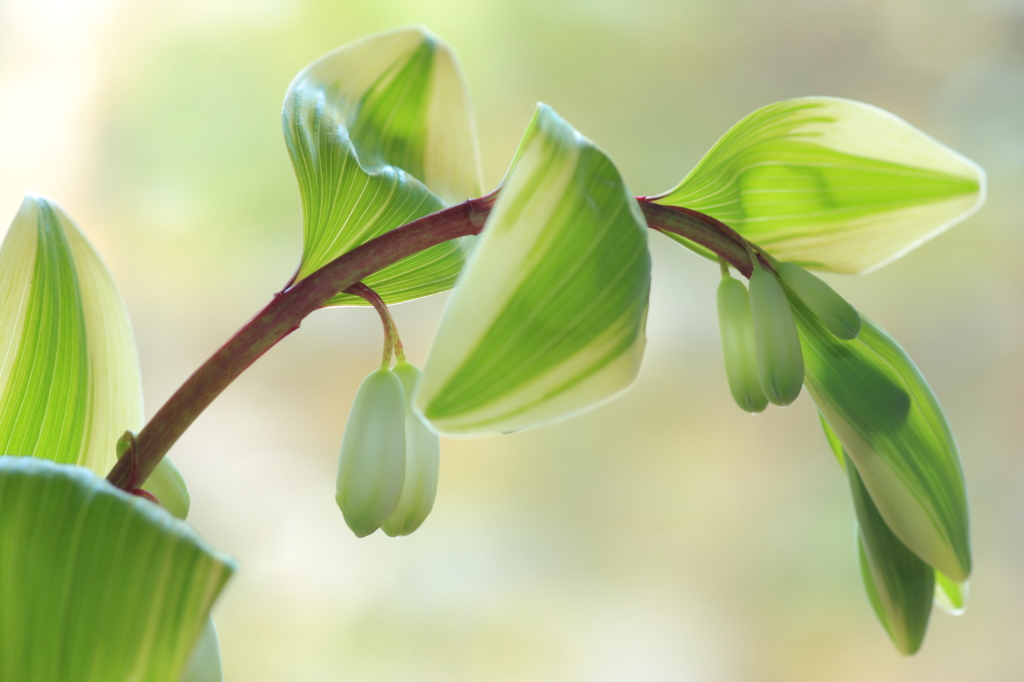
[{"x1": 283, "y1": 26, "x2": 482, "y2": 306}]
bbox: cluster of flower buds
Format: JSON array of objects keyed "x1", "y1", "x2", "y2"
[
  {"x1": 335, "y1": 360, "x2": 441, "y2": 538},
  {"x1": 717, "y1": 252, "x2": 860, "y2": 413}
]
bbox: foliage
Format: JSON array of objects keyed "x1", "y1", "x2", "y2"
[{"x1": 0, "y1": 24, "x2": 987, "y2": 677}]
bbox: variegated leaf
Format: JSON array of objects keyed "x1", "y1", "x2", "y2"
[
  {"x1": 284, "y1": 26, "x2": 483, "y2": 305},
  {"x1": 653, "y1": 98, "x2": 984, "y2": 274},
  {"x1": 0, "y1": 196, "x2": 186, "y2": 499},
  {"x1": 796, "y1": 302, "x2": 970, "y2": 582},
  {"x1": 416, "y1": 104, "x2": 651, "y2": 435},
  {"x1": 0, "y1": 457, "x2": 235, "y2": 682},
  {"x1": 0, "y1": 195, "x2": 139, "y2": 475}
]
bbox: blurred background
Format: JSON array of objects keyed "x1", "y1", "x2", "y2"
[{"x1": 1, "y1": 0, "x2": 1022, "y2": 679}]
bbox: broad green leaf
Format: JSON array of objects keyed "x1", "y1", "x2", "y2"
[
  {"x1": 653, "y1": 98, "x2": 985, "y2": 274},
  {"x1": 284, "y1": 26, "x2": 483, "y2": 306},
  {"x1": 416, "y1": 104, "x2": 651, "y2": 435},
  {"x1": 847, "y1": 452, "x2": 934, "y2": 655},
  {"x1": 795, "y1": 302, "x2": 971, "y2": 581},
  {"x1": 934, "y1": 571, "x2": 968, "y2": 616},
  {"x1": 0, "y1": 195, "x2": 140, "y2": 474},
  {"x1": 0, "y1": 456, "x2": 235, "y2": 682}
]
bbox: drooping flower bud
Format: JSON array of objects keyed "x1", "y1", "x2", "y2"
[
  {"x1": 748, "y1": 263, "x2": 804, "y2": 406},
  {"x1": 335, "y1": 369, "x2": 407, "y2": 537},
  {"x1": 776, "y1": 261, "x2": 860, "y2": 340},
  {"x1": 716, "y1": 275, "x2": 767, "y2": 413},
  {"x1": 383, "y1": 362, "x2": 441, "y2": 536}
]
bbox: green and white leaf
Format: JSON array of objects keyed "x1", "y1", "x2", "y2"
[
  {"x1": 416, "y1": 104, "x2": 651, "y2": 435},
  {"x1": 0, "y1": 456, "x2": 235, "y2": 682},
  {"x1": 847, "y1": 451, "x2": 934, "y2": 655},
  {"x1": 284, "y1": 26, "x2": 483, "y2": 306},
  {"x1": 796, "y1": 302, "x2": 971, "y2": 581},
  {"x1": 0, "y1": 196, "x2": 188, "y2": 502},
  {"x1": 0, "y1": 195, "x2": 140, "y2": 474},
  {"x1": 653, "y1": 97, "x2": 984, "y2": 274}
]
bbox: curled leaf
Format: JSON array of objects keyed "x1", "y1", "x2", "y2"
[
  {"x1": 284, "y1": 26, "x2": 483, "y2": 305},
  {"x1": 416, "y1": 105, "x2": 651, "y2": 435}
]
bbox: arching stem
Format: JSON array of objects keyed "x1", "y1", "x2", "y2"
[{"x1": 107, "y1": 191, "x2": 760, "y2": 490}]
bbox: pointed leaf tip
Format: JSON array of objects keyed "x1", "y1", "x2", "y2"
[
  {"x1": 934, "y1": 571, "x2": 968, "y2": 616},
  {"x1": 416, "y1": 105, "x2": 651, "y2": 435},
  {"x1": 654, "y1": 97, "x2": 985, "y2": 274},
  {"x1": 848, "y1": 453, "x2": 934, "y2": 655}
]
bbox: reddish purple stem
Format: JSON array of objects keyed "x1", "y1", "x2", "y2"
[{"x1": 106, "y1": 193, "x2": 750, "y2": 490}]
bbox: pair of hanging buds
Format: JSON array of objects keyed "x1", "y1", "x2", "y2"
[
  {"x1": 334, "y1": 287, "x2": 441, "y2": 538},
  {"x1": 716, "y1": 249, "x2": 861, "y2": 412}
]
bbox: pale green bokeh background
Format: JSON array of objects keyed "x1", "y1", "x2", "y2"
[{"x1": 1, "y1": 0, "x2": 1023, "y2": 679}]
